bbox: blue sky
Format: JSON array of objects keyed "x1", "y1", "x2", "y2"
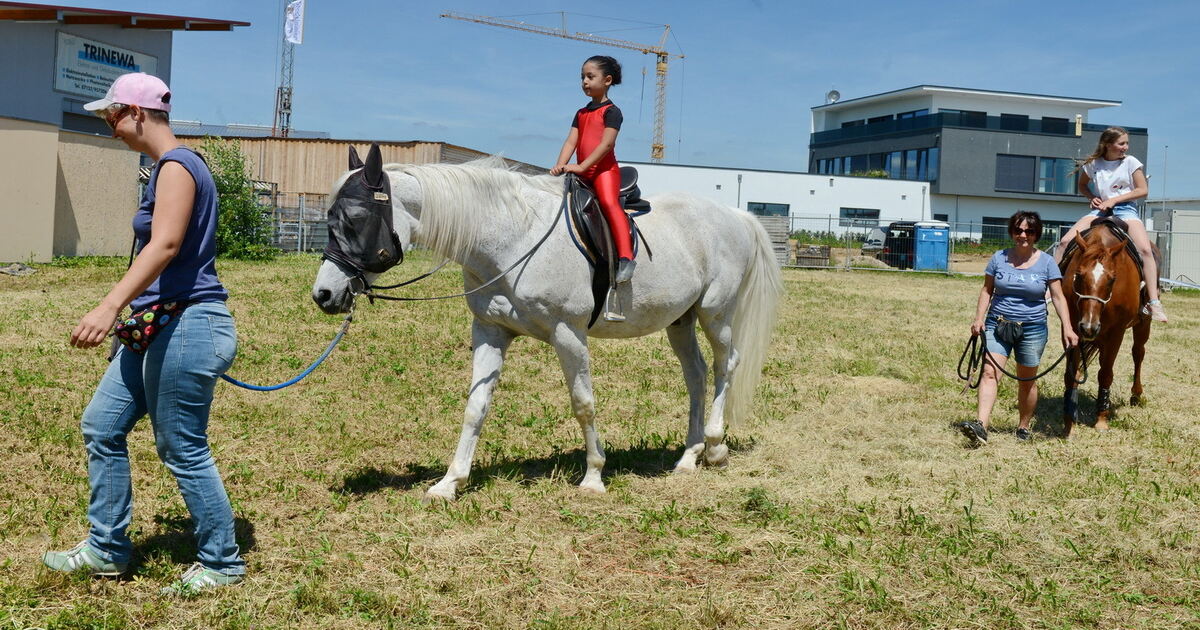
[{"x1": 74, "y1": 0, "x2": 1200, "y2": 197}]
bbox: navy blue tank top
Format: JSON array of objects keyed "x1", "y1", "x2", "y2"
[{"x1": 131, "y1": 147, "x2": 227, "y2": 310}]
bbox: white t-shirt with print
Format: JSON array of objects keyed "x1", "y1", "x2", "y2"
[{"x1": 1083, "y1": 156, "x2": 1143, "y2": 202}]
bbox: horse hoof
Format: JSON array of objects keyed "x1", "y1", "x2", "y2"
[
  {"x1": 1130, "y1": 395, "x2": 1143, "y2": 407},
  {"x1": 704, "y1": 443, "x2": 730, "y2": 469},
  {"x1": 578, "y1": 481, "x2": 606, "y2": 494},
  {"x1": 422, "y1": 486, "x2": 456, "y2": 505},
  {"x1": 1095, "y1": 422, "x2": 1110, "y2": 433},
  {"x1": 672, "y1": 461, "x2": 698, "y2": 474},
  {"x1": 673, "y1": 450, "x2": 700, "y2": 474}
]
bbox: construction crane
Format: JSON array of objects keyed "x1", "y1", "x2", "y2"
[{"x1": 441, "y1": 11, "x2": 683, "y2": 162}]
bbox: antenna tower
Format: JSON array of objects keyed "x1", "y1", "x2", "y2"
[
  {"x1": 441, "y1": 11, "x2": 683, "y2": 162},
  {"x1": 272, "y1": 0, "x2": 296, "y2": 137}
]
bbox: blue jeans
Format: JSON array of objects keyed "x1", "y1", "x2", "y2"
[
  {"x1": 1088, "y1": 202, "x2": 1140, "y2": 221},
  {"x1": 81, "y1": 301, "x2": 243, "y2": 575},
  {"x1": 984, "y1": 315, "x2": 1049, "y2": 368}
]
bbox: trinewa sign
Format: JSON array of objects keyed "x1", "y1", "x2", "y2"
[{"x1": 54, "y1": 32, "x2": 158, "y2": 100}]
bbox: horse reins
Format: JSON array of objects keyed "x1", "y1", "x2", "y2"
[
  {"x1": 957, "y1": 332, "x2": 1087, "y2": 391},
  {"x1": 347, "y1": 191, "x2": 567, "y2": 304}
]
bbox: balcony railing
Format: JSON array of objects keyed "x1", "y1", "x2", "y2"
[{"x1": 810, "y1": 112, "x2": 1147, "y2": 146}]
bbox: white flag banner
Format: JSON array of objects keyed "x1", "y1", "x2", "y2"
[{"x1": 284, "y1": 0, "x2": 305, "y2": 44}]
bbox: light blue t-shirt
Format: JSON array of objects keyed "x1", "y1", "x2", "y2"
[{"x1": 985, "y1": 249, "x2": 1062, "y2": 323}]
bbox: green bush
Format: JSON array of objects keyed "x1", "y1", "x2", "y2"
[{"x1": 199, "y1": 136, "x2": 277, "y2": 260}]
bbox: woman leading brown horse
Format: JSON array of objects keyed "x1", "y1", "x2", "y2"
[{"x1": 1060, "y1": 219, "x2": 1155, "y2": 438}]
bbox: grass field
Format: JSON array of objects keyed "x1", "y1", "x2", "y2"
[{"x1": 2, "y1": 253, "x2": 1198, "y2": 629}]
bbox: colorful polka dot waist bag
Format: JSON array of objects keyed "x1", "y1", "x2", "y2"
[{"x1": 114, "y1": 301, "x2": 190, "y2": 354}]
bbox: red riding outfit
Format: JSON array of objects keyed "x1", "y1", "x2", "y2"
[{"x1": 573, "y1": 100, "x2": 633, "y2": 261}]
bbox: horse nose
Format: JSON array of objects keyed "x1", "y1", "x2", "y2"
[
  {"x1": 313, "y1": 288, "x2": 332, "y2": 306},
  {"x1": 1079, "y1": 321, "x2": 1100, "y2": 340}
]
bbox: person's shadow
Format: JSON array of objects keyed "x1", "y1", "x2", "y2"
[
  {"x1": 130, "y1": 515, "x2": 256, "y2": 572},
  {"x1": 332, "y1": 435, "x2": 756, "y2": 497}
]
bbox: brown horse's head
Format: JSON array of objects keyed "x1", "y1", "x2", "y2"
[{"x1": 1066, "y1": 229, "x2": 1133, "y2": 341}]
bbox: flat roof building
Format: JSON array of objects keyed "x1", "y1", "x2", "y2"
[{"x1": 808, "y1": 85, "x2": 1150, "y2": 238}]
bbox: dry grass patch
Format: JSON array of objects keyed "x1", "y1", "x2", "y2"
[{"x1": 1, "y1": 254, "x2": 1198, "y2": 629}]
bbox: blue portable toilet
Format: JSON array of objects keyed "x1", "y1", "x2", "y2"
[{"x1": 914, "y1": 221, "x2": 950, "y2": 271}]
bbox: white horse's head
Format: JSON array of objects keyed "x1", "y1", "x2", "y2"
[{"x1": 312, "y1": 143, "x2": 419, "y2": 313}]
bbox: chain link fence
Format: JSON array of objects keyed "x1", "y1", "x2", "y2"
[
  {"x1": 266, "y1": 192, "x2": 328, "y2": 253},
  {"x1": 783, "y1": 214, "x2": 1200, "y2": 286}
]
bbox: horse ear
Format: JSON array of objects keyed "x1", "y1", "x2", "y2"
[
  {"x1": 348, "y1": 145, "x2": 364, "y2": 170},
  {"x1": 363, "y1": 142, "x2": 383, "y2": 187},
  {"x1": 1073, "y1": 232, "x2": 1088, "y2": 252}
]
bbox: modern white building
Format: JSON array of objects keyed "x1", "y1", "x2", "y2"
[
  {"x1": 809, "y1": 85, "x2": 1150, "y2": 240},
  {"x1": 625, "y1": 86, "x2": 1151, "y2": 244},
  {"x1": 622, "y1": 161, "x2": 929, "y2": 232}
]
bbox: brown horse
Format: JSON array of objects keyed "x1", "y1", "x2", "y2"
[{"x1": 1061, "y1": 220, "x2": 1155, "y2": 437}]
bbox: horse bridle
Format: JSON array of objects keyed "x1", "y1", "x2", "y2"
[{"x1": 331, "y1": 175, "x2": 570, "y2": 304}]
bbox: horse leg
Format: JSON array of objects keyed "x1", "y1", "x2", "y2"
[
  {"x1": 550, "y1": 325, "x2": 606, "y2": 494},
  {"x1": 425, "y1": 321, "x2": 514, "y2": 503},
  {"x1": 1130, "y1": 318, "x2": 1151, "y2": 407},
  {"x1": 1094, "y1": 337, "x2": 1123, "y2": 432},
  {"x1": 698, "y1": 315, "x2": 738, "y2": 468},
  {"x1": 1063, "y1": 348, "x2": 1079, "y2": 439},
  {"x1": 665, "y1": 314, "x2": 708, "y2": 473}
]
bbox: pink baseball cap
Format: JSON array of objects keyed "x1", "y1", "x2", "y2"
[{"x1": 84, "y1": 72, "x2": 172, "y2": 113}]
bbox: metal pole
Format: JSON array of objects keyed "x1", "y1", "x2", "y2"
[
  {"x1": 736, "y1": 173, "x2": 742, "y2": 209},
  {"x1": 1162, "y1": 144, "x2": 1168, "y2": 218}
]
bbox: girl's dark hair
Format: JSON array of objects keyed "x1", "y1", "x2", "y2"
[
  {"x1": 586, "y1": 55, "x2": 622, "y2": 85},
  {"x1": 1008, "y1": 210, "x2": 1043, "y2": 241}
]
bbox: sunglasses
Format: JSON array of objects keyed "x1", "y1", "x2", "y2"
[
  {"x1": 1011, "y1": 228, "x2": 1038, "y2": 236},
  {"x1": 99, "y1": 104, "x2": 133, "y2": 135}
]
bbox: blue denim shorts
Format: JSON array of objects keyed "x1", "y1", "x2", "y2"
[
  {"x1": 1088, "y1": 203, "x2": 1140, "y2": 221},
  {"x1": 984, "y1": 315, "x2": 1049, "y2": 367}
]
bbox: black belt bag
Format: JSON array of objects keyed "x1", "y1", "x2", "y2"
[{"x1": 994, "y1": 316, "x2": 1024, "y2": 346}]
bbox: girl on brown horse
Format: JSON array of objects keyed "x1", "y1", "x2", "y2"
[{"x1": 1054, "y1": 127, "x2": 1167, "y2": 322}]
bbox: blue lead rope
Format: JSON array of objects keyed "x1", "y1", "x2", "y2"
[{"x1": 219, "y1": 313, "x2": 353, "y2": 391}]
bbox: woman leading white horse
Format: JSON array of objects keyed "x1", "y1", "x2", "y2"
[{"x1": 312, "y1": 145, "x2": 781, "y2": 501}]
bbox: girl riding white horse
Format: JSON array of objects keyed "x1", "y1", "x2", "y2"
[{"x1": 313, "y1": 145, "x2": 781, "y2": 501}]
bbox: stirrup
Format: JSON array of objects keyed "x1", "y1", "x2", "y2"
[{"x1": 603, "y1": 287, "x2": 626, "y2": 322}]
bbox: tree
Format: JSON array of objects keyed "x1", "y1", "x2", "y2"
[{"x1": 199, "y1": 136, "x2": 277, "y2": 260}]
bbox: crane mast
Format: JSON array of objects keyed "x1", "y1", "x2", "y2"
[{"x1": 441, "y1": 11, "x2": 682, "y2": 162}]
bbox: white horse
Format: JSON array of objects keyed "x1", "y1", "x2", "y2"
[{"x1": 312, "y1": 145, "x2": 782, "y2": 502}]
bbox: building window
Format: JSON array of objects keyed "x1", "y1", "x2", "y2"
[
  {"x1": 748, "y1": 202, "x2": 789, "y2": 217},
  {"x1": 1042, "y1": 116, "x2": 1069, "y2": 134},
  {"x1": 996, "y1": 154, "x2": 1078, "y2": 194},
  {"x1": 941, "y1": 109, "x2": 987, "y2": 127},
  {"x1": 840, "y1": 119, "x2": 865, "y2": 128},
  {"x1": 850, "y1": 154, "x2": 869, "y2": 174},
  {"x1": 840, "y1": 207, "x2": 880, "y2": 227},
  {"x1": 868, "y1": 114, "x2": 893, "y2": 124},
  {"x1": 995, "y1": 154, "x2": 1037, "y2": 191},
  {"x1": 1001, "y1": 113, "x2": 1029, "y2": 131},
  {"x1": 1038, "y1": 157, "x2": 1077, "y2": 194},
  {"x1": 897, "y1": 109, "x2": 929, "y2": 119},
  {"x1": 927, "y1": 147, "x2": 939, "y2": 182},
  {"x1": 933, "y1": 213, "x2": 949, "y2": 222}
]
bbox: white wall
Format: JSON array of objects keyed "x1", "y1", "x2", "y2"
[
  {"x1": 622, "y1": 161, "x2": 930, "y2": 223},
  {"x1": 930, "y1": 194, "x2": 1087, "y2": 237}
]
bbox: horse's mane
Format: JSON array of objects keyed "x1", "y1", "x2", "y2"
[{"x1": 389, "y1": 156, "x2": 561, "y2": 261}]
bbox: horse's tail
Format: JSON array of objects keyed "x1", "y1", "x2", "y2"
[{"x1": 726, "y1": 211, "x2": 784, "y2": 427}]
